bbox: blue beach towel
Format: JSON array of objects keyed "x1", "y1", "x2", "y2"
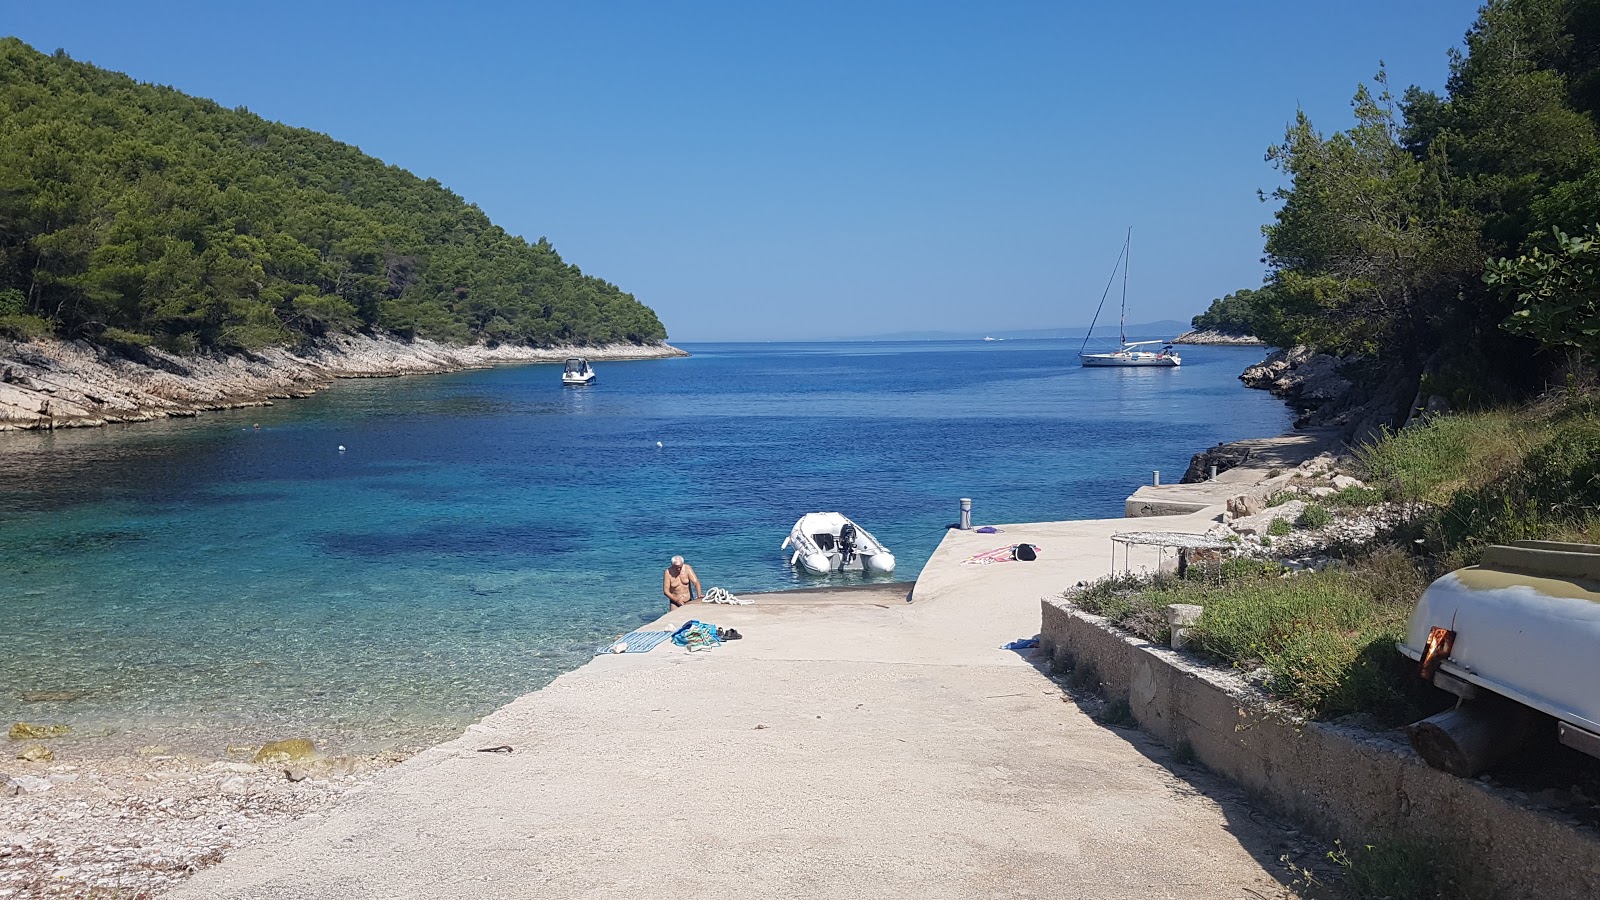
[
  {"x1": 671, "y1": 619, "x2": 721, "y2": 651},
  {"x1": 1001, "y1": 637, "x2": 1040, "y2": 650},
  {"x1": 595, "y1": 630, "x2": 672, "y2": 655}
]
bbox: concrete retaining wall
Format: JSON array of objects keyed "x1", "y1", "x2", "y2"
[{"x1": 1040, "y1": 599, "x2": 1600, "y2": 899}]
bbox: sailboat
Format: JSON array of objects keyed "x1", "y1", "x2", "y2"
[{"x1": 1078, "y1": 228, "x2": 1181, "y2": 368}]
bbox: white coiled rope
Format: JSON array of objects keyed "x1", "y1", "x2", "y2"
[{"x1": 701, "y1": 586, "x2": 751, "y2": 605}]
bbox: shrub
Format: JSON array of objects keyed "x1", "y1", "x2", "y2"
[
  {"x1": 1186, "y1": 552, "x2": 1426, "y2": 721},
  {"x1": 1360, "y1": 411, "x2": 1529, "y2": 504},
  {"x1": 1326, "y1": 485, "x2": 1384, "y2": 507},
  {"x1": 99, "y1": 327, "x2": 153, "y2": 350},
  {"x1": 1297, "y1": 503, "x2": 1333, "y2": 529},
  {"x1": 1068, "y1": 575, "x2": 1171, "y2": 644},
  {"x1": 0, "y1": 314, "x2": 54, "y2": 341},
  {"x1": 1268, "y1": 517, "x2": 1292, "y2": 537}
]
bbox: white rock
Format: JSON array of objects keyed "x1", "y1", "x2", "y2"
[
  {"x1": 1229, "y1": 500, "x2": 1307, "y2": 536},
  {"x1": 205, "y1": 762, "x2": 257, "y2": 774},
  {"x1": 219, "y1": 776, "x2": 247, "y2": 794},
  {"x1": 1331, "y1": 474, "x2": 1366, "y2": 490},
  {"x1": 8, "y1": 775, "x2": 53, "y2": 794}
]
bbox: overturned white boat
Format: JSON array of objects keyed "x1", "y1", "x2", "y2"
[
  {"x1": 782, "y1": 512, "x2": 895, "y2": 576},
  {"x1": 561, "y1": 357, "x2": 596, "y2": 385}
]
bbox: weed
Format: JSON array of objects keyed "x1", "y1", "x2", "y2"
[
  {"x1": 1267, "y1": 517, "x2": 1292, "y2": 537},
  {"x1": 1065, "y1": 661, "x2": 1101, "y2": 695},
  {"x1": 1098, "y1": 699, "x2": 1136, "y2": 727},
  {"x1": 1328, "y1": 838, "x2": 1477, "y2": 900},
  {"x1": 1326, "y1": 485, "x2": 1384, "y2": 507},
  {"x1": 1297, "y1": 502, "x2": 1333, "y2": 529}
]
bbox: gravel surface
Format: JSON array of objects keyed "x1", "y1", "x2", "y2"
[{"x1": 2, "y1": 750, "x2": 398, "y2": 899}]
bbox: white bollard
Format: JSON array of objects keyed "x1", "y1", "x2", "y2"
[
  {"x1": 1209, "y1": 464, "x2": 1218, "y2": 482},
  {"x1": 959, "y1": 498, "x2": 972, "y2": 530},
  {"x1": 1152, "y1": 470, "x2": 1161, "y2": 486}
]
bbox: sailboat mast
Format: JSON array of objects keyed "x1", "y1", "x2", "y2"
[{"x1": 1120, "y1": 226, "x2": 1130, "y2": 347}]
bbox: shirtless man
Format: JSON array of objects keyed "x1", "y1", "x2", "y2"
[{"x1": 663, "y1": 555, "x2": 702, "y2": 609}]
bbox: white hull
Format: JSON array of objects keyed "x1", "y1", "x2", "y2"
[
  {"x1": 561, "y1": 357, "x2": 596, "y2": 385},
  {"x1": 1080, "y1": 351, "x2": 1180, "y2": 367},
  {"x1": 781, "y1": 512, "x2": 895, "y2": 576}
]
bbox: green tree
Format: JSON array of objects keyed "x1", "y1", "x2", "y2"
[{"x1": 1487, "y1": 224, "x2": 1600, "y2": 363}]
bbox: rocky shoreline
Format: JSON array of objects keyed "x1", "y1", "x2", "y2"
[
  {"x1": 1170, "y1": 329, "x2": 1266, "y2": 346},
  {"x1": 0, "y1": 334, "x2": 688, "y2": 432}
]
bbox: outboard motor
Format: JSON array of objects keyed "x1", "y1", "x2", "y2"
[{"x1": 839, "y1": 522, "x2": 858, "y2": 566}]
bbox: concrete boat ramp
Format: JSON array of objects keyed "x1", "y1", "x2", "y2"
[{"x1": 176, "y1": 511, "x2": 1303, "y2": 899}]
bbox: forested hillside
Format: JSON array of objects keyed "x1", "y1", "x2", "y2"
[
  {"x1": 0, "y1": 38, "x2": 667, "y2": 352},
  {"x1": 1204, "y1": 0, "x2": 1600, "y2": 406}
]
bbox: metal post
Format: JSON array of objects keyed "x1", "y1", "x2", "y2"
[
  {"x1": 1209, "y1": 464, "x2": 1218, "y2": 482},
  {"x1": 959, "y1": 498, "x2": 972, "y2": 530},
  {"x1": 1152, "y1": 470, "x2": 1160, "y2": 486}
]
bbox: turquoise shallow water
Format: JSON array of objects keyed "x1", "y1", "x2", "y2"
[{"x1": 0, "y1": 340, "x2": 1287, "y2": 754}]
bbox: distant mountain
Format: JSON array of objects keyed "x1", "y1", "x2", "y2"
[{"x1": 848, "y1": 320, "x2": 1190, "y2": 342}]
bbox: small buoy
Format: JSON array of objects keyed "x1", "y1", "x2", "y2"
[
  {"x1": 656, "y1": 441, "x2": 663, "y2": 448},
  {"x1": 338, "y1": 445, "x2": 346, "y2": 452}
]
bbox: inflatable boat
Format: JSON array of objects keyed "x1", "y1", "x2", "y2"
[{"x1": 782, "y1": 512, "x2": 895, "y2": 576}]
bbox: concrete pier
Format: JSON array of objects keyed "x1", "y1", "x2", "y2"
[{"x1": 172, "y1": 500, "x2": 1305, "y2": 899}]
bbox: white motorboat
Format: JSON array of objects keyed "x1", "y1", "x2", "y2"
[
  {"x1": 782, "y1": 512, "x2": 896, "y2": 576},
  {"x1": 561, "y1": 357, "x2": 596, "y2": 385},
  {"x1": 1077, "y1": 228, "x2": 1182, "y2": 368}
]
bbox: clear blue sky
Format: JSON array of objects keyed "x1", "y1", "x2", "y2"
[{"x1": 7, "y1": 1, "x2": 1477, "y2": 341}]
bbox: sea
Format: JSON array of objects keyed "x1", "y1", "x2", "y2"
[{"x1": 0, "y1": 340, "x2": 1288, "y2": 755}]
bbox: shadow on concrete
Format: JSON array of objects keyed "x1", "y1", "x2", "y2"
[{"x1": 1016, "y1": 647, "x2": 1346, "y2": 899}]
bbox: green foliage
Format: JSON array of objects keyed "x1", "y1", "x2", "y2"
[
  {"x1": 1358, "y1": 396, "x2": 1600, "y2": 552},
  {"x1": 1329, "y1": 838, "x2": 1477, "y2": 900},
  {"x1": 1359, "y1": 409, "x2": 1530, "y2": 503},
  {"x1": 1190, "y1": 288, "x2": 1265, "y2": 336},
  {"x1": 1070, "y1": 554, "x2": 1428, "y2": 722},
  {"x1": 0, "y1": 39, "x2": 667, "y2": 351},
  {"x1": 1254, "y1": 2, "x2": 1600, "y2": 387},
  {"x1": 1188, "y1": 554, "x2": 1425, "y2": 720},
  {"x1": 1267, "y1": 517, "x2": 1293, "y2": 537},
  {"x1": 1325, "y1": 485, "x2": 1385, "y2": 507},
  {"x1": 1261, "y1": 68, "x2": 1485, "y2": 358},
  {"x1": 1488, "y1": 224, "x2": 1600, "y2": 364},
  {"x1": 1296, "y1": 502, "x2": 1334, "y2": 528}
]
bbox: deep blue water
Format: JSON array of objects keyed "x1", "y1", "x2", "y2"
[{"x1": 0, "y1": 340, "x2": 1287, "y2": 753}]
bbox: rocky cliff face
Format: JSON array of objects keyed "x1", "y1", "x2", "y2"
[
  {"x1": 0, "y1": 334, "x2": 687, "y2": 431},
  {"x1": 1239, "y1": 346, "x2": 1417, "y2": 444}
]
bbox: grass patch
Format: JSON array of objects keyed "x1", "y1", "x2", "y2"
[
  {"x1": 1329, "y1": 839, "x2": 1480, "y2": 900},
  {"x1": 1361, "y1": 409, "x2": 1530, "y2": 505},
  {"x1": 1325, "y1": 485, "x2": 1384, "y2": 507},
  {"x1": 1070, "y1": 574, "x2": 1170, "y2": 644},
  {"x1": 1267, "y1": 517, "x2": 1292, "y2": 537},
  {"x1": 1067, "y1": 551, "x2": 1429, "y2": 722},
  {"x1": 1355, "y1": 396, "x2": 1600, "y2": 555},
  {"x1": 1297, "y1": 502, "x2": 1333, "y2": 529}
]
